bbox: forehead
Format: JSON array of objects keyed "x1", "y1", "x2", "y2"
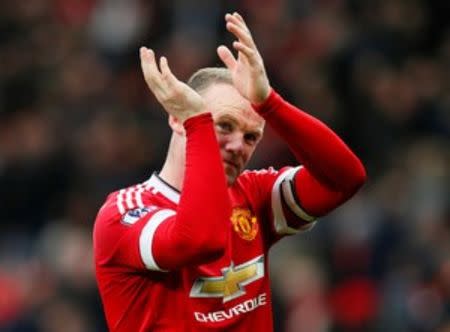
[{"x1": 200, "y1": 84, "x2": 265, "y2": 131}]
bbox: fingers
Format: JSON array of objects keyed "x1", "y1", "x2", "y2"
[
  {"x1": 140, "y1": 47, "x2": 206, "y2": 120},
  {"x1": 225, "y1": 12, "x2": 247, "y2": 34},
  {"x1": 233, "y1": 12, "x2": 246, "y2": 25},
  {"x1": 225, "y1": 13, "x2": 255, "y2": 46},
  {"x1": 159, "y1": 56, "x2": 177, "y2": 88},
  {"x1": 225, "y1": 19, "x2": 255, "y2": 49},
  {"x1": 140, "y1": 47, "x2": 164, "y2": 91},
  {"x1": 140, "y1": 47, "x2": 181, "y2": 103},
  {"x1": 217, "y1": 45, "x2": 237, "y2": 70},
  {"x1": 226, "y1": 22, "x2": 254, "y2": 50},
  {"x1": 224, "y1": 12, "x2": 260, "y2": 65},
  {"x1": 232, "y1": 41, "x2": 256, "y2": 64}
]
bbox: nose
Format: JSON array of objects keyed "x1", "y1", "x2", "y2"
[{"x1": 224, "y1": 132, "x2": 245, "y2": 154}]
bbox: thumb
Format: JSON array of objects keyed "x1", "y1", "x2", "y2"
[{"x1": 217, "y1": 45, "x2": 236, "y2": 71}]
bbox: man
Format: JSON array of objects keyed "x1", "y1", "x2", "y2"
[{"x1": 93, "y1": 12, "x2": 366, "y2": 331}]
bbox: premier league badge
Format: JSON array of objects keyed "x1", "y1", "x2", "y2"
[{"x1": 121, "y1": 206, "x2": 155, "y2": 225}]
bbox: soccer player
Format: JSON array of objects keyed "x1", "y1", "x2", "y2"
[{"x1": 93, "y1": 12, "x2": 366, "y2": 331}]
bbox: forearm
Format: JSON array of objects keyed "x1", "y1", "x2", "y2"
[
  {"x1": 253, "y1": 90, "x2": 366, "y2": 212},
  {"x1": 154, "y1": 113, "x2": 230, "y2": 269}
]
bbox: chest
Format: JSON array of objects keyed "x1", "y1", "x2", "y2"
[
  {"x1": 185, "y1": 194, "x2": 269, "y2": 300},
  {"x1": 226, "y1": 189, "x2": 268, "y2": 262}
]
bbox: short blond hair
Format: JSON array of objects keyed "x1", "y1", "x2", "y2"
[{"x1": 187, "y1": 67, "x2": 233, "y2": 94}]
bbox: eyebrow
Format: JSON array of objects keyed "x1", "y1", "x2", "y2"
[{"x1": 217, "y1": 114, "x2": 264, "y2": 137}]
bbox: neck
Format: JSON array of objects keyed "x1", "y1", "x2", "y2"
[{"x1": 158, "y1": 134, "x2": 185, "y2": 191}]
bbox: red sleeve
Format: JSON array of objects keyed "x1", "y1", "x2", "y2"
[
  {"x1": 151, "y1": 113, "x2": 231, "y2": 270},
  {"x1": 252, "y1": 90, "x2": 366, "y2": 218}
]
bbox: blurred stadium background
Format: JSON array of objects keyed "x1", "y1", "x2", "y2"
[{"x1": 0, "y1": 0, "x2": 448, "y2": 331}]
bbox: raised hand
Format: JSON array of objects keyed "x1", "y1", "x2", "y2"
[
  {"x1": 140, "y1": 47, "x2": 207, "y2": 122},
  {"x1": 217, "y1": 12, "x2": 271, "y2": 105}
]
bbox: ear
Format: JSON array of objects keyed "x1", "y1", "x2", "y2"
[{"x1": 168, "y1": 115, "x2": 185, "y2": 135}]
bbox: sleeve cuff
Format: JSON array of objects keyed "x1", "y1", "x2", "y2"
[
  {"x1": 251, "y1": 89, "x2": 284, "y2": 116},
  {"x1": 183, "y1": 112, "x2": 213, "y2": 131}
]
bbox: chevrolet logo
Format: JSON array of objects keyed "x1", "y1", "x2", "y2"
[{"x1": 190, "y1": 255, "x2": 264, "y2": 302}]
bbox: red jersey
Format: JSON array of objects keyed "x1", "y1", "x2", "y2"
[
  {"x1": 94, "y1": 167, "x2": 315, "y2": 331},
  {"x1": 94, "y1": 90, "x2": 366, "y2": 331}
]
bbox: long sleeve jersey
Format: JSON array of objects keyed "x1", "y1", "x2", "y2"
[{"x1": 93, "y1": 90, "x2": 366, "y2": 331}]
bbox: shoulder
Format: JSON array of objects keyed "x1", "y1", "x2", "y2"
[
  {"x1": 93, "y1": 185, "x2": 175, "y2": 263},
  {"x1": 95, "y1": 180, "x2": 163, "y2": 223},
  {"x1": 231, "y1": 167, "x2": 291, "y2": 206},
  {"x1": 93, "y1": 182, "x2": 169, "y2": 241},
  {"x1": 236, "y1": 167, "x2": 278, "y2": 184},
  {"x1": 235, "y1": 167, "x2": 294, "y2": 190}
]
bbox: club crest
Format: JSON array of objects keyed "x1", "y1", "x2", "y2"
[{"x1": 230, "y1": 208, "x2": 258, "y2": 241}]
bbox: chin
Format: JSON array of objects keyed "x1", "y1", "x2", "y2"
[
  {"x1": 225, "y1": 170, "x2": 239, "y2": 186},
  {"x1": 226, "y1": 176, "x2": 236, "y2": 186}
]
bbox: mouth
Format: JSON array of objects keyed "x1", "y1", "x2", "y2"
[{"x1": 223, "y1": 160, "x2": 239, "y2": 170}]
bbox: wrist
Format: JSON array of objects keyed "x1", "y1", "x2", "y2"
[
  {"x1": 249, "y1": 81, "x2": 271, "y2": 105},
  {"x1": 183, "y1": 112, "x2": 213, "y2": 129},
  {"x1": 181, "y1": 109, "x2": 208, "y2": 123},
  {"x1": 251, "y1": 88, "x2": 282, "y2": 116},
  {"x1": 254, "y1": 86, "x2": 271, "y2": 105}
]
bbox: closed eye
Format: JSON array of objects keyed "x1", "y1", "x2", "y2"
[{"x1": 217, "y1": 121, "x2": 234, "y2": 133}]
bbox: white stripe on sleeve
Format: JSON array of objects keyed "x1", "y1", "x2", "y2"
[
  {"x1": 139, "y1": 209, "x2": 176, "y2": 271},
  {"x1": 125, "y1": 187, "x2": 135, "y2": 209},
  {"x1": 117, "y1": 189, "x2": 126, "y2": 214},
  {"x1": 135, "y1": 185, "x2": 145, "y2": 208},
  {"x1": 271, "y1": 167, "x2": 317, "y2": 235},
  {"x1": 280, "y1": 167, "x2": 317, "y2": 223}
]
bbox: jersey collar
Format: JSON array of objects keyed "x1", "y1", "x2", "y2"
[{"x1": 145, "y1": 173, "x2": 180, "y2": 204}]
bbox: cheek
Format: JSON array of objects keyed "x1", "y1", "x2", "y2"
[
  {"x1": 216, "y1": 134, "x2": 226, "y2": 145},
  {"x1": 242, "y1": 146, "x2": 256, "y2": 163},
  {"x1": 216, "y1": 134, "x2": 230, "y2": 150}
]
